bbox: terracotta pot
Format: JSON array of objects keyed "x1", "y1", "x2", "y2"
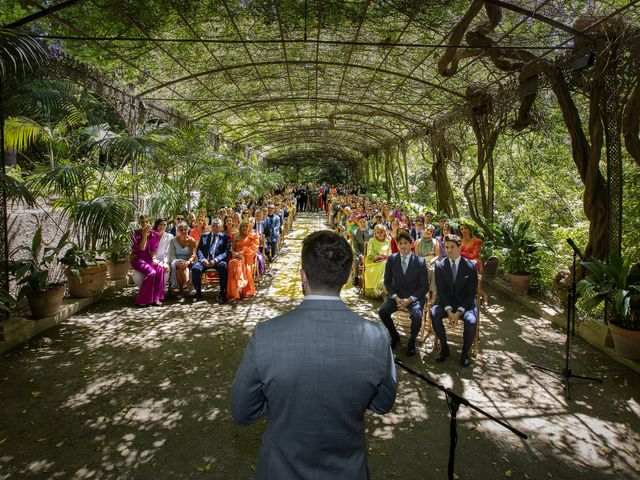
[
  {"x1": 107, "y1": 259, "x2": 130, "y2": 280},
  {"x1": 483, "y1": 256, "x2": 500, "y2": 278},
  {"x1": 27, "y1": 284, "x2": 65, "y2": 319},
  {"x1": 609, "y1": 323, "x2": 640, "y2": 360},
  {"x1": 508, "y1": 273, "x2": 531, "y2": 295},
  {"x1": 66, "y1": 263, "x2": 108, "y2": 298}
]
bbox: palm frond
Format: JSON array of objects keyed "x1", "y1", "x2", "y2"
[
  {"x1": 3, "y1": 116, "x2": 45, "y2": 152},
  {"x1": 66, "y1": 195, "x2": 135, "y2": 249},
  {"x1": 0, "y1": 29, "x2": 47, "y2": 82},
  {"x1": 28, "y1": 162, "x2": 88, "y2": 199},
  {"x1": 0, "y1": 169, "x2": 36, "y2": 206}
]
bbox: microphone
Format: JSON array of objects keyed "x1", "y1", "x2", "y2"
[{"x1": 566, "y1": 238, "x2": 586, "y2": 261}]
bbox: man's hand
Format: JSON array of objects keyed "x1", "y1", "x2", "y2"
[
  {"x1": 202, "y1": 259, "x2": 211, "y2": 267},
  {"x1": 448, "y1": 311, "x2": 462, "y2": 327}
]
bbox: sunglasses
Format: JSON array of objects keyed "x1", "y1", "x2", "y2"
[
  {"x1": 176, "y1": 217, "x2": 184, "y2": 221},
  {"x1": 179, "y1": 228, "x2": 188, "y2": 232}
]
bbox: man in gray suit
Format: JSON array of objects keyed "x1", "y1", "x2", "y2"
[{"x1": 232, "y1": 230, "x2": 397, "y2": 479}]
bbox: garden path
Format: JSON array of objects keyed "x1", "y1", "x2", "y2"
[{"x1": 1, "y1": 212, "x2": 639, "y2": 479}]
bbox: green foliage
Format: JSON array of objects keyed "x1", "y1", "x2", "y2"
[
  {"x1": 9, "y1": 227, "x2": 70, "y2": 299},
  {"x1": 577, "y1": 254, "x2": 640, "y2": 330},
  {"x1": 0, "y1": 289, "x2": 17, "y2": 314},
  {"x1": 59, "y1": 245, "x2": 105, "y2": 278},
  {"x1": 492, "y1": 217, "x2": 545, "y2": 276},
  {"x1": 0, "y1": 29, "x2": 47, "y2": 82}
]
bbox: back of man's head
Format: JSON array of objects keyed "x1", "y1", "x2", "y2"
[{"x1": 301, "y1": 231, "x2": 353, "y2": 293}]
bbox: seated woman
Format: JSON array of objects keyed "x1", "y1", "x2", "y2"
[
  {"x1": 459, "y1": 222, "x2": 489, "y2": 305},
  {"x1": 189, "y1": 216, "x2": 208, "y2": 243},
  {"x1": 363, "y1": 224, "x2": 391, "y2": 299},
  {"x1": 223, "y1": 215, "x2": 237, "y2": 241},
  {"x1": 227, "y1": 219, "x2": 260, "y2": 301},
  {"x1": 436, "y1": 223, "x2": 454, "y2": 258},
  {"x1": 415, "y1": 224, "x2": 441, "y2": 303},
  {"x1": 154, "y1": 218, "x2": 174, "y2": 274},
  {"x1": 389, "y1": 218, "x2": 400, "y2": 253},
  {"x1": 130, "y1": 215, "x2": 165, "y2": 307},
  {"x1": 170, "y1": 222, "x2": 197, "y2": 299}
]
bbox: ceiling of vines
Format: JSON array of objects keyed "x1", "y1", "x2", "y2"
[{"x1": 3, "y1": 0, "x2": 638, "y2": 165}]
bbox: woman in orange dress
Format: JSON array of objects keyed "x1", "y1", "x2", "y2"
[
  {"x1": 459, "y1": 222, "x2": 489, "y2": 304},
  {"x1": 227, "y1": 219, "x2": 260, "y2": 300}
]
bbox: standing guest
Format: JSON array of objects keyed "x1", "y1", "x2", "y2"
[
  {"x1": 430, "y1": 234, "x2": 479, "y2": 367},
  {"x1": 309, "y1": 188, "x2": 318, "y2": 212},
  {"x1": 363, "y1": 224, "x2": 391, "y2": 299},
  {"x1": 232, "y1": 230, "x2": 397, "y2": 480},
  {"x1": 130, "y1": 215, "x2": 165, "y2": 307},
  {"x1": 227, "y1": 219, "x2": 260, "y2": 301},
  {"x1": 263, "y1": 204, "x2": 281, "y2": 261},
  {"x1": 168, "y1": 213, "x2": 184, "y2": 236},
  {"x1": 191, "y1": 218, "x2": 230, "y2": 304},
  {"x1": 171, "y1": 222, "x2": 197, "y2": 299},
  {"x1": 378, "y1": 231, "x2": 429, "y2": 356}
]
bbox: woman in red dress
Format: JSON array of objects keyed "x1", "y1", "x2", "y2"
[{"x1": 459, "y1": 222, "x2": 488, "y2": 304}]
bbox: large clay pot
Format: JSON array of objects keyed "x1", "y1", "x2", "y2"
[
  {"x1": 66, "y1": 263, "x2": 108, "y2": 298},
  {"x1": 483, "y1": 256, "x2": 500, "y2": 278},
  {"x1": 508, "y1": 273, "x2": 531, "y2": 295},
  {"x1": 27, "y1": 284, "x2": 65, "y2": 319},
  {"x1": 107, "y1": 259, "x2": 130, "y2": 280},
  {"x1": 609, "y1": 323, "x2": 640, "y2": 359}
]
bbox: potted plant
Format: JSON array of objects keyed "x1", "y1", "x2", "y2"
[
  {"x1": 577, "y1": 254, "x2": 640, "y2": 359},
  {"x1": 480, "y1": 240, "x2": 500, "y2": 278},
  {"x1": 8, "y1": 227, "x2": 69, "y2": 319},
  {"x1": 102, "y1": 231, "x2": 132, "y2": 280},
  {"x1": 59, "y1": 245, "x2": 107, "y2": 298},
  {"x1": 493, "y1": 218, "x2": 543, "y2": 295}
]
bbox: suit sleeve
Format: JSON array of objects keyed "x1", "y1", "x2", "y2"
[
  {"x1": 462, "y1": 261, "x2": 479, "y2": 311},
  {"x1": 214, "y1": 236, "x2": 229, "y2": 264},
  {"x1": 231, "y1": 329, "x2": 268, "y2": 426},
  {"x1": 383, "y1": 256, "x2": 396, "y2": 297},
  {"x1": 434, "y1": 262, "x2": 452, "y2": 309},
  {"x1": 411, "y1": 257, "x2": 429, "y2": 301},
  {"x1": 196, "y1": 236, "x2": 206, "y2": 262},
  {"x1": 369, "y1": 342, "x2": 397, "y2": 414}
]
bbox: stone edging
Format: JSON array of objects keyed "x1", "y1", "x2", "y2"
[
  {"x1": 0, "y1": 278, "x2": 129, "y2": 355},
  {"x1": 485, "y1": 276, "x2": 640, "y2": 375}
]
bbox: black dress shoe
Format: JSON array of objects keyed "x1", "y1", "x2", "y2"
[
  {"x1": 193, "y1": 293, "x2": 203, "y2": 302},
  {"x1": 434, "y1": 347, "x2": 450, "y2": 362},
  {"x1": 218, "y1": 295, "x2": 227, "y2": 305},
  {"x1": 460, "y1": 353, "x2": 472, "y2": 368},
  {"x1": 390, "y1": 336, "x2": 401, "y2": 350}
]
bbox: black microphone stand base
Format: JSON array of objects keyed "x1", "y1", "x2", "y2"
[{"x1": 531, "y1": 364, "x2": 602, "y2": 400}]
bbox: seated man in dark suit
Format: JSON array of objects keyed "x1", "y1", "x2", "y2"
[
  {"x1": 431, "y1": 234, "x2": 479, "y2": 367},
  {"x1": 191, "y1": 218, "x2": 230, "y2": 304},
  {"x1": 232, "y1": 230, "x2": 396, "y2": 479},
  {"x1": 379, "y1": 231, "x2": 429, "y2": 356}
]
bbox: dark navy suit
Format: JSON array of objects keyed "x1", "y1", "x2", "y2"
[
  {"x1": 431, "y1": 256, "x2": 478, "y2": 355},
  {"x1": 378, "y1": 252, "x2": 429, "y2": 347},
  {"x1": 191, "y1": 231, "x2": 230, "y2": 297}
]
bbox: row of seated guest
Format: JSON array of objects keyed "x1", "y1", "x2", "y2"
[
  {"x1": 322, "y1": 189, "x2": 488, "y2": 304},
  {"x1": 129, "y1": 194, "x2": 296, "y2": 306}
]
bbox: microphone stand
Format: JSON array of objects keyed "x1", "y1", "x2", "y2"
[
  {"x1": 531, "y1": 238, "x2": 602, "y2": 399},
  {"x1": 394, "y1": 357, "x2": 527, "y2": 480}
]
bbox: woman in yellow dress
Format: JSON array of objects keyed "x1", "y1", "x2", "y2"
[
  {"x1": 363, "y1": 224, "x2": 391, "y2": 299},
  {"x1": 227, "y1": 219, "x2": 260, "y2": 301}
]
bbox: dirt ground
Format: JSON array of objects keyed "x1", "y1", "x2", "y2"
[{"x1": 1, "y1": 212, "x2": 639, "y2": 480}]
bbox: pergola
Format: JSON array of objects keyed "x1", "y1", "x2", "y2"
[{"x1": 2, "y1": 0, "x2": 640, "y2": 260}]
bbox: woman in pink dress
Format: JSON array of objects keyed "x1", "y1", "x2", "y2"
[{"x1": 130, "y1": 215, "x2": 165, "y2": 307}]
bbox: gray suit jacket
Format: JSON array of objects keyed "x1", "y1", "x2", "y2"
[{"x1": 232, "y1": 298, "x2": 397, "y2": 480}]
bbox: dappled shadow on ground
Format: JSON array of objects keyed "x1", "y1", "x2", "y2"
[{"x1": 1, "y1": 213, "x2": 639, "y2": 479}]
